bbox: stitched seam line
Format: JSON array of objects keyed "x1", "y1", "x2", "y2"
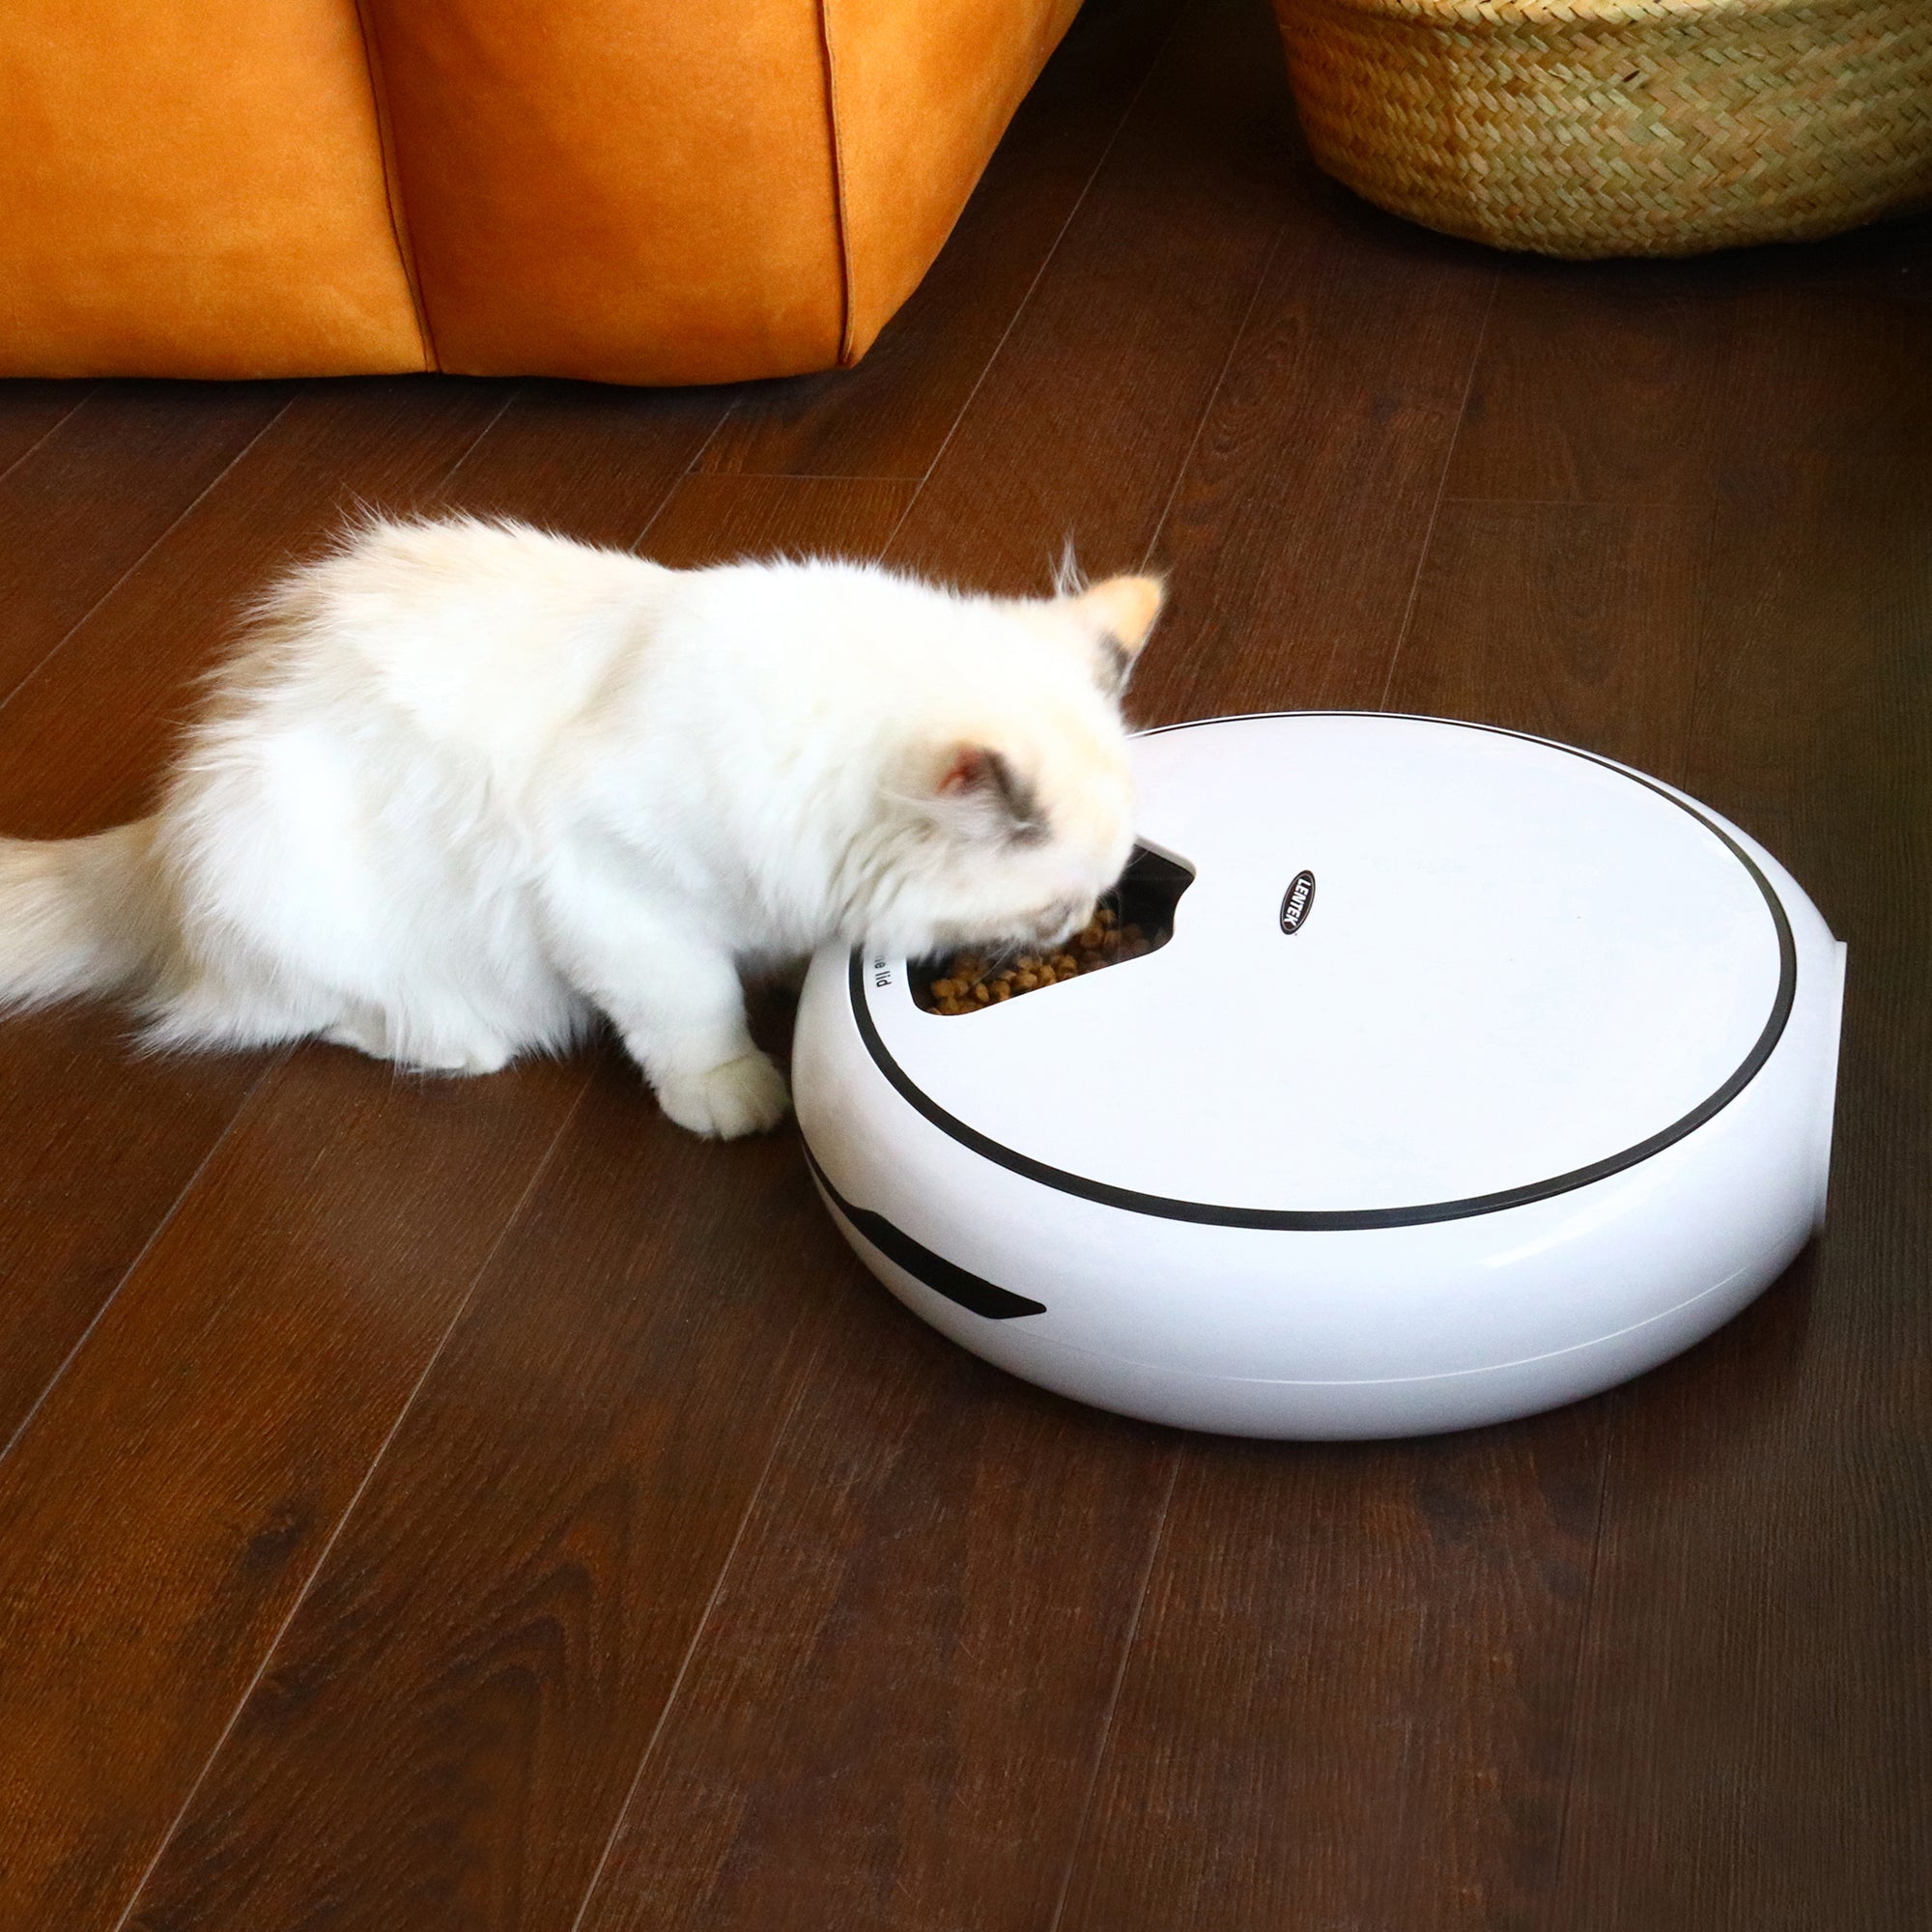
[
  {"x1": 814, "y1": 0, "x2": 859, "y2": 367},
  {"x1": 353, "y1": 0, "x2": 439, "y2": 371}
]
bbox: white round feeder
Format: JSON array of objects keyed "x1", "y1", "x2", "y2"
[{"x1": 793, "y1": 714, "x2": 1846, "y2": 1439}]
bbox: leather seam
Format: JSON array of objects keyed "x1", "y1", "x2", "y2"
[
  {"x1": 814, "y1": 0, "x2": 859, "y2": 367},
  {"x1": 352, "y1": 1, "x2": 439, "y2": 372}
]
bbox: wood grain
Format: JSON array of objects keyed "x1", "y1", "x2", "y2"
[
  {"x1": 1443, "y1": 258, "x2": 1739, "y2": 509},
  {"x1": 436, "y1": 379, "x2": 725, "y2": 545},
  {"x1": 1056, "y1": 1422, "x2": 1606, "y2": 1932},
  {"x1": 0, "y1": 382, "x2": 291, "y2": 702},
  {"x1": 1551, "y1": 276, "x2": 1932, "y2": 1932},
  {"x1": 0, "y1": 379, "x2": 96, "y2": 479},
  {"x1": 642, "y1": 472, "x2": 918, "y2": 567},
  {"x1": 120, "y1": 1060, "x2": 821, "y2": 1932},
  {"x1": 885, "y1": 0, "x2": 1294, "y2": 596},
  {"x1": 0, "y1": 1012, "x2": 271, "y2": 1452},
  {"x1": 0, "y1": 380, "x2": 510, "y2": 839},
  {"x1": 1390, "y1": 498, "x2": 1709, "y2": 777},
  {"x1": 1127, "y1": 175, "x2": 1494, "y2": 724},
  {"x1": 0, "y1": 1047, "x2": 585, "y2": 1931},
  {"x1": 579, "y1": 1322, "x2": 1178, "y2": 1932}
]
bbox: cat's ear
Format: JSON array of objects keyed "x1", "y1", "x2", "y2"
[
  {"x1": 1064, "y1": 574, "x2": 1166, "y2": 695},
  {"x1": 924, "y1": 742, "x2": 1046, "y2": 842}
]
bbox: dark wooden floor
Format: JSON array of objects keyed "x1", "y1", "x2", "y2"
[{"x1": 2, "y1": 3, "x2": 1928, "y2": 1926}]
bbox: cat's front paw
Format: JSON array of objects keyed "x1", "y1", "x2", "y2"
[{"x1": 655, "y1": 1050, "x2": 791, "y2": 1139}]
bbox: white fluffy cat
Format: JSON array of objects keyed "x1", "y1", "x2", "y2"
[{"x1": 0, "y1": 516, "x2": 1163, "y2": 1136}]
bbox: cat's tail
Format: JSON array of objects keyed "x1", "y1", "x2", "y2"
[{"x1": 0, "y1": 819, "x2": 171, "y2": 1012}]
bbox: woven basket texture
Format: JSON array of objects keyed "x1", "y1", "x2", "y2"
[{"x1": 1272, "y1": 0, "x2": 1932, "y2": 257}]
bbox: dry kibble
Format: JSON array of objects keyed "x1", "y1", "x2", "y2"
[{"x1": 920, "y1": 889, "x2": 1166, "y2": 1014}]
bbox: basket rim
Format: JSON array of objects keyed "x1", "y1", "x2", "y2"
[{"x1": 1283, "y1": 0, "x2": 1885, "y2": 24}]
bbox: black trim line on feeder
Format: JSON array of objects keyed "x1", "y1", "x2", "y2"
[{"x1": 847, "y1": 712, "x2": 1799, "y2": 1233}]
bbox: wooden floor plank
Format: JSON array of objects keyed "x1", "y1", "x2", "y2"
[
  {"x1": 642, "y1": 472, "x2": 918, "y2": 565},
  {"x1": 696, "y1": 0, "x2": 1179, "y2": 481},
  {"x1": 1056, "y1": 1423, "x2": 1605, "y2": 1932},
  {"x1": 1552, "y1": 276, "x2": 1932, "y2": 1932},
  {"x1": 119, "y1": 1057, "x2": 818, "y2": 1932},
  {"x1": 0, "y1": 1046, "x2": 585, "y2": 1932},
  {"x1": 435, "y1": 379, "x2": 725, "y2": 546},
  {"x1": 884, "y1": 0, "x2": 1293, "y2": 597},
  {"x1": 578, "y1": 1321, "x2": 1178, "y2": 1932},
  {"x1": 0, "y1": 379, "x2": 96, "y2": 479},
  {"x1": 112, "y1": 475, "x2": 909, "y2": 1932},
  {"x1": 0, "y1": 1013, "x2": 272, "y2": 1453},
  {"x1": 1126, "y1": 173, "x2": 1494, "y2": 724},
  {"x1": 1391, "y1": 498, "x2": 1710, "y2": 778},
  {"x1": 1442, "y1": 258, "x2": 1740, "y2": 509},
  {"x1": 0, "y1": 380, "x2": 510, "y2": 840},
  {"x1": 0, "y1": 382, "x2": 291, "y2": 703}
]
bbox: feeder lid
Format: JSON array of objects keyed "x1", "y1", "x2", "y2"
[{"x1": 853, "y1": 714, "x2": 1792, "y2": 1226}]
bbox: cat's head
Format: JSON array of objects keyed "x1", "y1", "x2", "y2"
[{"x1": 851, "y1": 572, "x2": 1166, "y2": 958}]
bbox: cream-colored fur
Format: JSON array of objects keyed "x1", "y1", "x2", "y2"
[{"x1": 0, "y1": 516, "x2": 1163, "y2": 1136}]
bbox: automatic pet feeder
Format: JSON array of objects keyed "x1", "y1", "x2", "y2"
[{"x1": 793, "y1": 714, "x2": 1846, "y2": 1438}]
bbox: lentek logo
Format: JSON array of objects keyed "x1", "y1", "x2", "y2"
[{"x1": 1279, "y1": 869, "x2": 1317, "y2": 935}]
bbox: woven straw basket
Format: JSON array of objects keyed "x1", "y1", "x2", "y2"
[{"x1": 1271, "y1": 0, "x2": 1932, "y2": 257}]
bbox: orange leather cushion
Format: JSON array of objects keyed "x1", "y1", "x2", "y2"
[
  {"x1": 357, "y1": 0, "x2": 1081, "y2": 384},
  {"x1": 829, "y1": 0, "x2": 1084, "y2": 362},
  {"x1": 0, "y1": 0, "x2": 425, "y2": 379},
  {"x1": 359, "y1": 0, "x2": 848, "y2": 385},
  {"x1": 0, "y1": 1, "x2": 1080, "y2": 384}
]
